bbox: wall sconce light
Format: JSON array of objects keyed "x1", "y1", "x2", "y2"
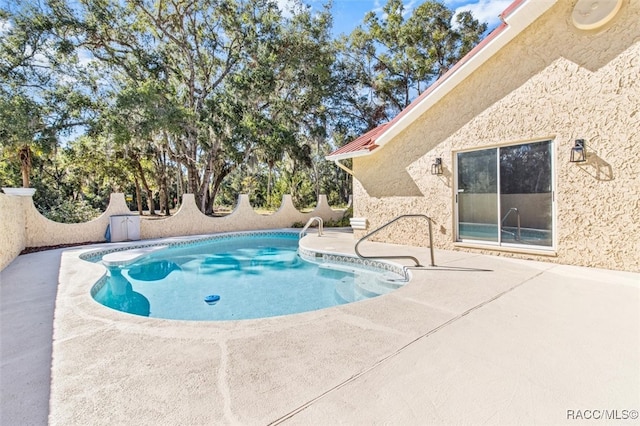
[
  {"x1": 570, "y1": 139, "x2": 587, "y2": 163},
  {"x1": 431, "y1": 157, "x2": 443, "y2": 175}
]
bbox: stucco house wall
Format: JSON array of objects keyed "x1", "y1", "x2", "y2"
[{"x1": 351, "y1": 0, "x2": 639, "y2": 271}]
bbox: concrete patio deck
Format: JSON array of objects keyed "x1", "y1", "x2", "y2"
[{"x1": 1, "y1": 230, "x2": 638, "y2": 425}]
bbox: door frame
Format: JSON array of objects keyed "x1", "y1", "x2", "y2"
[{"x1": 453, "y1": 138, "x2": 556, "y2": 251}]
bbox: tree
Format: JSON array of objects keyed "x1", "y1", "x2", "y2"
[
  {"x1": 337, "y1": 0, "x2": 487, "y2": 124},
  {"x1": 0, "y1": 92, "x2": 54, "y2": 187},
  {"x1": 104, "y1": 79, "x2": 189, "y2": 215},
  {"x1": 44, "y1": 0, "x2": 334, "y2": 213},
  {"x1": 1, "y1": 0, "x2": 488, "y2": 219},
  {"x1": 201, "y1": 1, "x2": 335, "y2": 210},
  {"x1": 0, "y1": 2, "x2": 96, "y2": 188}
]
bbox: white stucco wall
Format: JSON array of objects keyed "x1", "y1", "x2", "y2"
[
  {"x1": 25, "y1": 193, "x2": 132, "y2": 248},
  {"x1": 140, "y1": 194, "x2": 347, "y2": 238},
  {"x1": 0, "y1": 193, "x2": 28, "y2": 271},
  {"x1": 352, "y1": 0, "x2": 640, "y2": 271},
  {"x1": 0, "y1": 192, "x2": 348, "y2": 271}
]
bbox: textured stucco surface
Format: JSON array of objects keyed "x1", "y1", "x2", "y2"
[
  {"x1": 352, "y1": 0, "x2": 640, "y2": 271},
  {"x1": 140, "y1": 194, "x2": 346, "y2": 239},
  {"x1": 0, "y1": 193, "x2": 27, "y2": 271},
  {"x1": 25, "y1": 193, "x2": 132, "y2": 248},
  {"x1": 0, "y1": 193, "x2": 347, "y2": 271}
]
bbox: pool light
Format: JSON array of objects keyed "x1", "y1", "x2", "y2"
[{"x1": 570, "y1": 139, "x2": 587, "y2": 163}]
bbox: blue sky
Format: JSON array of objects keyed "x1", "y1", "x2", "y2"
[
  {"x1": 0, "y1": 0, "x2": 511, "y2": 37},
  {"x1": 296, "y1": 0, "x2": 512, "y2": 35}
]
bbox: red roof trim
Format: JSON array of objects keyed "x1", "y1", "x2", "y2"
[
  {"x1": 500, "y1": 0, "x2": 527, "y2": 20},
  {"x1": 327, "y1": 123, "x2": 388, "y2": 158}
]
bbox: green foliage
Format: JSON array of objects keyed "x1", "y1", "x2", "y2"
[
  {"x1": 0, "y1": 92, "x2": 57, "y2": 187},
  {"x1": 0, "y1": 0, "x2": 488, "y2": 219},
  {"x1": 326, "y1": 205, "x2": 353, "y2": 227},
  {"x1": 40, "y1": 198, "x2": 102, "y2": 223},
  {"x1": 0, "y1": 152, "x2": 21, "y2": 187},
  {"x1": 335, "y1": 0, "x2": 487, "y2": 124},
  {"x1": 292, "y1": 205, "x2": 353, "y2": 228}
]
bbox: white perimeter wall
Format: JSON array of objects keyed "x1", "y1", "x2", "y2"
[
  {"x1": 0, "y1": 193, "x2": 28, "y2": 271},
  {"x1": 0, "y1": 192, "x2": 348, "y2": 271}
]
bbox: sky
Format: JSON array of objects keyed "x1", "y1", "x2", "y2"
[{"x1": 287, "y1": 0, "x2": 513, "y2": 36}]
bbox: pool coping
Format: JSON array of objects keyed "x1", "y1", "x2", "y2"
[{"x1": 53, "y1": 228, "x2": 420, "y2": 341}]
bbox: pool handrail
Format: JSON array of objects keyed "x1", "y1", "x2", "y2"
[
  {"x1": 299, "y1": 216, "x2": 324, "y2": 238},
  {"x1": 355, "y1": 214, "x2": 435, "y2": 267},
  {"x1": 501, "y1": 207, "x2": 521, "y2": 241}
]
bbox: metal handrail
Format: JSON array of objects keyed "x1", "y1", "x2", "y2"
[
  {"x1": 355, "y1": 214, "x2": 435, "y2": 267},
  {"x1": 501, "y1": 208, "x2": 521, "y2": 241},
  {"x1": 299, "y1": 216, "x2": 323, "y2": 238}
]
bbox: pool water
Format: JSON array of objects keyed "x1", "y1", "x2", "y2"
[{"x1": 92, "y1": 234, "x2": 401, "y2": 321}]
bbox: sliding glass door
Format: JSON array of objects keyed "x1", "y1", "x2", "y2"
[
  {"x1": 456, "y1": 140, "x2": 553, "y2": 248},
  {"x1": 457, "y1": 148, "x2": 498, "y2": 242}
]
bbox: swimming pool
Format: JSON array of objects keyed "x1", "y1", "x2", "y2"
[{"x1": 90, "y1": 232, "x2": 405, "y2": 321}]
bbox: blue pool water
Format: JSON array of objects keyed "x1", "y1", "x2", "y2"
[{"x1": 91, "y1": 233, "x2": 401, "y2": 321}]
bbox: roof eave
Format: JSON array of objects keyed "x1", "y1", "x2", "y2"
[
  {"x1": 339, "y1": 0, "x2": 559, "y2": 159},
  {"x1": 326, "y1": 149, "x2": 375, "y2": 162}
]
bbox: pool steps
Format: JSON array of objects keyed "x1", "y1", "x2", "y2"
[
  {"x1": 317, "y1": 263, "x2": 405, "y2": 303},
  {"x1": 102, "y1": 246, "x2": 168, "y2": 267},
  {"x1": 334, "y1": 277, "x2": 401, "y2": 303}
]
